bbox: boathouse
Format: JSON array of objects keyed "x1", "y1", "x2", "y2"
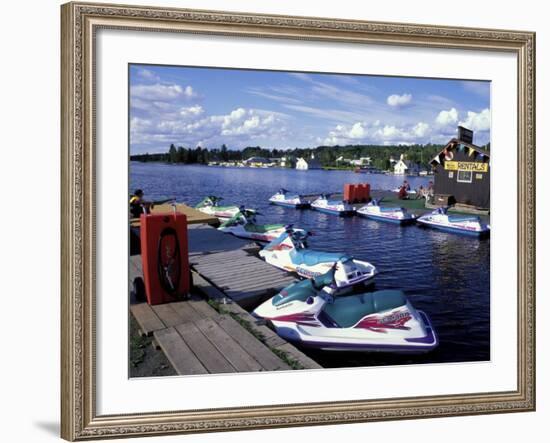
[{"x1": 430, "y1": 126, "x2": 490, "y2": 210}]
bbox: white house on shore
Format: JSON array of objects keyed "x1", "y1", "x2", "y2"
[
  {"x1": 350, "y1": 157, "x2": 372, "y2": 167},
  {"x1": 296, "y1": 154, "x2": 322, "y2": 170},
  {"x1": 393, "y1": 154, "x2": 421, "y2": 175}
]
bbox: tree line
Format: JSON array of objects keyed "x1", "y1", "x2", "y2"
[{"x1": 130, "y1": 141, "x2": 490, "y2": 170}]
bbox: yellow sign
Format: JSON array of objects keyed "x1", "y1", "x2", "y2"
[{"x1": 444, "y1": 161, "x2": 488, "y2": 172}]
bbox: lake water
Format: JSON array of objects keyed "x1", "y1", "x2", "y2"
[{"x1": 130, "y1": 162, "x2": 490, "y2": 368}]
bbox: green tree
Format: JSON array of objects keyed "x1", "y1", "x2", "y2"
[
  {"x1": 168, "y1": 144, "x2": 178, "y2": 163},
  {"x1": 221, "y1": 144, "x2": 229, "y2": 161}
]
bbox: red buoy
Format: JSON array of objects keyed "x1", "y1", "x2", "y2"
[{"x1": 140, "y1": 213, "x2": 190, "y2": 305}]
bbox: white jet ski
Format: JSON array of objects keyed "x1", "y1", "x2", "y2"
[
  {"x1": 357, "y1": 199, "x2": 417, "y2": 225},
  {"x1": 253, "y1": 271, "x2": 438, "y2": 353},
  {"x1": 195, "y1": 196, "x2": 243, "y2": 220},
  {"x1": 417, "y1": 207, "x2": 490, "y2": 237},
  {"x1": 259, "y1": 227, "x2": 376, "y2": 291},
  {"x1": 269, "y1": 189, "x2": 311, "y2": 208},
  {"x1": 311, "y1": 194, "x2": 356, "y2": 216},
  {"x1": 218, "y1": 207, "x2": 299, "y2": 242}
]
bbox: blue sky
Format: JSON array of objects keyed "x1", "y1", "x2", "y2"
[{"x1": 130, "y1": 64, "x2": 490, "y2": 154}]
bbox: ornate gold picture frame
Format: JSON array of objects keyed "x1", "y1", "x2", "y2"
[{"x1": 61, "y1": 2, "x2": 535, "y2": 440}]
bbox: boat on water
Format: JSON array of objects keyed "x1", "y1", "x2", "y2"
[
  {"x1": 357, "y1": 199, "x2": 417, "y2": 224},
  {"x1": 417, "y1": 207, "x2": 490, "y2": 237},
  {"x1": 253, "y1": 271, "x2": 438, "y2": 353},
  {"x1": 195, "y1": 196, "x2": 244, "y2": 220},
  {"x1": 259, "y1": 227, "x2": 376, "y2": 291},
  {"x1": 218, "y1": 207, "x2": 303, "y2": 242},
  {"x1": 311, "y1": 194, "x2": 356, "y2": 216},
  {"x1": 268, "y1": 189, "x2": 311, "y2": 208}
]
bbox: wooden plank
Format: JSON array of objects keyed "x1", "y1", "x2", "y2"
[
  {"x1": 130, "y1": 204, "x2": 217, "y2": 227},
  {"x1": 192, "y1": 251, "x2": 250, "y2": 264},
  {"x1": 201, "y1": 263, "x2": 278, "y2": 278},
  {"x1": 154, "y1": 327, "x2": 208, "y2": 375},
  {"x1": 258, "y1": 328, "x2": 288, "y2": 348},
  {"x1": 175, "y1": 322, "x2": 236, "y2": 373},
  {"x1": 151, "y1": 304, "x2": 183, "y2": 327},
  {"x1": 218, "y1": 275, "x2": 292, "y2": 290},
  {"x1": 274, "y1": 343, "x2": 323, "y2": 370},
  {"x1": 192, "y1": 257, "x2": 252, "y2": 270},
  {"x1": 193, "y1": 265, "x2": 252, "y2": 278},
  {"x1": 213, "y1": 314, "x2": 290, "y2": 371},
  {"x1": 187, "y1": 298, "x2": 218, "y2": 318},
  {"x1": 224, "y1": 289, "x2": 274, "y2": 308},
  {"x1": 130, "y1": 303, "x2": 165, "y2": 336},
  {"x1": 191, "y1": 249, "x2": 248, "y2": 261},
  {"x1": 203, "y1": 268, "x2": 286, "y2": 285},
  {"x1": 170, "y1": 301, "x2": 202, "y2": 322},
  {"x1": 195, "y1": 317, "x2": 263, "y2": 372}
]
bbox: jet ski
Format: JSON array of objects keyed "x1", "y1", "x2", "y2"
[
  {"x1": 311, "y1": 194, "x2": 355, "y2": 216},
  {"x1": 357, "y1": 199, "x2": 417, "y2": 224},
  {"x1": 417, "y1": 207, "x2": 490, "y2": 237},
  {"x1": 259, "y1": 227, "x2": 376, "y2": 291},
  {"x1": 217, "y1": 206, "x2": 298, "y2": 242},
  {"x1": 253, "y1": 270, "x2": 438, "y2": 353},
  {"x1": 269, "y1": 189, "x2": 311, "y2": 208},
  {"x1": 195, "y1": 196, "x2": 243, "y2": 220}
]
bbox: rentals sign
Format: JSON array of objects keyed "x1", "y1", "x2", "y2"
[{"x1": 444, "y1": 161, "x2": 488, "y2": 172}]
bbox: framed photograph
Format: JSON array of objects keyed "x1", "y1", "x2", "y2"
[{"x1": 61, "y1": 1, "x2": 536, "y2": 440}]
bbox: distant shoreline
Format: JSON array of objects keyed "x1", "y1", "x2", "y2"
[{"x1": 129, "y1": 161, "x2": 434, "y2": 177}]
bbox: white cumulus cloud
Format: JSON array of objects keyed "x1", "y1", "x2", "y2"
[
  {"x1": 436, "y1": 107, "x2": 459, "y2": 126},
  {"x1": 387, "y1": 93, "x2": 412, "y2": 107},
  {"x1": 131, "y1": 83, "x2": 196, "y2": 101},
  {"x1": 412, "y1": 122, "x2": 430, "y2": 137},
  {"x1": 180, "y1": 105, "x2": 204, "y2": 118},
  {"x1": 459, "y1": 108, "x2": 491, "y2": 132},
  {"x1": 323, "y1": 120, "x2": 431, "y2": 146}
]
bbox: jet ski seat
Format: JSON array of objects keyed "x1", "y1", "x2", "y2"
[
  {"x1": 448, "y1": 215, "x2": 480, "y2": 223},
  {"x1": 290, "y1": 249, "x2": 348, "y2": 266},
  {"x1": 323, "y1": 290, "x2": 407, "y2": 328}
]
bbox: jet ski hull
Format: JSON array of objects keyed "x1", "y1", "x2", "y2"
[
  {"x1": 279, "y1": 311, "x2": 437, "y2": 353},
  {"x1": 255, "y1": 284, "x2": 437, "y2": 354},
  {"x1": 417, "y1": 218, "x2": 490, "y2": 237},
  {"x1": 358, "y1": 212, "x2": 416, "y2": 225},
  {"x1": 269, "y1": 200, "x2": 310, "y2": 209},
  {"x1": 312, "y1": 206, "x2": 355, "y2": 216}
]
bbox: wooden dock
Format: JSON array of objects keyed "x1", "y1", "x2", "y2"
[
  {"x1": 129, "y1": 224, "x2": 322, "y2": 375},
  {"x1": 131, "y1": 296, "x2": 297, "y2": 374},
  {"x1": 130, "y1": 203, "x2": 218, "y2": 228}
]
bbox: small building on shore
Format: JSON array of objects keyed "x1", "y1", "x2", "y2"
[
  {"x1": 296, "y1": 154, "x2": 322, "y2": 170},
  {"x1": 393, "y1": 154, "x2": 420, "y2": 175},
  {"x1": 429, "y1": 126, "x2": 490, "y2": 210},
  {"x1": 243, "y1": 156, "x2": 273, "y2": 167}
]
